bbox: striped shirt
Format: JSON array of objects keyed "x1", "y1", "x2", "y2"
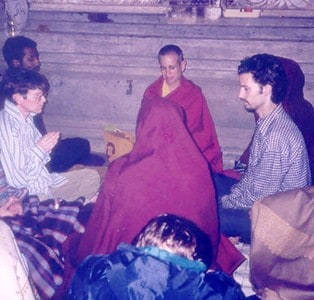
[
  {"x1": 0, "y1": 100, "x2": 66, "y2": 196},
  {"x1": 222, "y1": 104, "x2": 311, "y2": 209}
]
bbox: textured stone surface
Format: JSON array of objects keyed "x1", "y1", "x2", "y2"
[{"x1": 0, "y1": 9, "x2": 313, "y2": 167}]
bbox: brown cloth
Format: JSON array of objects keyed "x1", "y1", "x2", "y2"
[{"x1": 250, "y1": 186, "x2": 314, "y2": 299}]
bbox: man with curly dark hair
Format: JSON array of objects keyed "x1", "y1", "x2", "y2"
[{"x1": 215, "y1": 53, "x2": 311, "y2": 243}]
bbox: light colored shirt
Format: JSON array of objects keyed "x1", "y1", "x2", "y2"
[
  {"x1": 0, "y1": 100, "x2": 66, "y2": 196},
  {"x1": 222, "y1": 104, "x2": 311, "y2": 209}
]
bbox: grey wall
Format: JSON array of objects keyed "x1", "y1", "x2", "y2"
[{"x1": 0, "y1": 10, "x2": 313, "y2": 167}]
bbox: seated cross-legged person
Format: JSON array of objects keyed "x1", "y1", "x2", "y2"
[
  {"x1": 214, "y1": 54, "x2": 311, "y2": 244},
  {"x1": 143, "y1": 44, "x2": 223, "y2": 174},
  {"x1": 237, "y1": 56, "x2": 314, "y2": 184},
  {"x1": 0, "y1": 69, "x2": 100, "y2": 201}
]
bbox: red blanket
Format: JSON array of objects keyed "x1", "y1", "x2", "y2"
[
  {"x1": 60, "y1": 96, "x2": 243, "y2": 292},
  {"x1": 144, "y1": 76, "x2": 224, "y2": 174}
]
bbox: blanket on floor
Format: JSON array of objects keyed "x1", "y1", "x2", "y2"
[{"x1": 3, "y1": 196, "x2": 85, "y2": 299}]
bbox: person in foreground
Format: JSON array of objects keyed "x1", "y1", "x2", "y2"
[
  {"x1": 250, "y1": 186, "x2": 314, "y2": 300},
  {"x1": 69, "y1": 214, "x2": 247, "y2": 300},
  {"x1": 55, "y1": 95, "x2": 244, "y2": 298},
  {"x1": 0, "y1": 69, "x2": 100, "y2": 201},
  {"x1": 0, "y1": 162, "x2": 88, "y2": 299},
  {"x1": 215, "y1": 53, "x2": 311, "y2": 243},
  {"x1": 1, "y1": 35, "x2": 106, "y2": 172},
  {"x1": 143, "y1": 44, "x2": 223, "y2": 174}
]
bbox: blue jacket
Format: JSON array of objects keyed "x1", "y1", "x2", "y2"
[{"x1": 69, "y1": 243, "x2": 246, "y2": 300}]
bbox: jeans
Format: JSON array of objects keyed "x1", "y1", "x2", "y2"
[{"x1": 212, "y1": 172, "x2": 251, "y2": 244}]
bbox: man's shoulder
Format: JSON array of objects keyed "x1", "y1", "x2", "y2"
[
  {"x1": 266, "y1": 112, "x2": 305, "y2": 149},
  {"x1": 0, "y1": 108, "x2": 9, "y2": 125},
  {"x1": 0, "y1": 106, "x2": 25, "y2": 136},
  {"x1": 272, "y1": 110, "x2": 302, "y2": 136}
]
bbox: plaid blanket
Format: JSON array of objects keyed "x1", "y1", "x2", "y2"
[{"x1": 4, "y1": 196, "x2": 86, "y2": 299}]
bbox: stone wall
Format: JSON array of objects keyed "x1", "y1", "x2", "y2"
[{"x1": 0, "y1": 5, "x2": 313, "y2": 167}]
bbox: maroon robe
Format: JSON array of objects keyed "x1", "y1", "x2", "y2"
[
  {"x1": 144, "y1": 76, "x2": 224, "y2": 174},
  {"x1": 58, "y1": 97, "x2": 244, "y2": 297}
]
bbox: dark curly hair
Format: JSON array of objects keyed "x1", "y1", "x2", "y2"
[
  {"x1": 2, "y1": 36, "x2": 37, "y2": 68},
  {"x1": 238, "y1": 53, "x2": 288, "y2": 104}
]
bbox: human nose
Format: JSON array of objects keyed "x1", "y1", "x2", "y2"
[
  {"x1": 239, "y1": 88, "x2": 244, "y2": 99},
  {"x1": 34, "y1": 58, "x2": 41, "y2": 69},
  {"x1": 164, "y1": 67, "x2": 173, "y2": 76}
]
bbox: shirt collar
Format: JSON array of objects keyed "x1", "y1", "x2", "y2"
[
  {"x1": 256, "y1": 104, "x2": 284, "y2": 136},
  {"x1": 4, "y1": 99, "x2": 33, "y2": 123}
]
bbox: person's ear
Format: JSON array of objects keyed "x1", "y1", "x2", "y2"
[
  {"x1": 12, "y1": 59, "x2": 22, "y2": 68},
  {"x1": 263, "y1": 84, "x2": 272, "y2": 97},
  {"x1": 181, "y1": 60, "x2": 187, "y2": 72},
  {"x1": 12, "y1": 93, "x2": 24, "y2": 104}
]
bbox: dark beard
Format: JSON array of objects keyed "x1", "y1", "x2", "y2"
[{"x1": 244, "y1": 107, "x2": 255, "y2": 113}]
